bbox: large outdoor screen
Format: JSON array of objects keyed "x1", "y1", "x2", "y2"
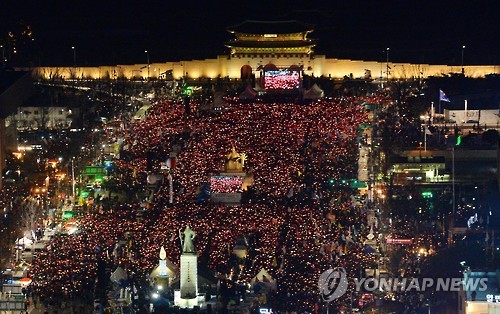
[
  {"x1": 264, "y1": 70, "x2": 300, "y2": 89},
  {"x1": 210, "y1": 175, "x2": 243, "y2": 193}
]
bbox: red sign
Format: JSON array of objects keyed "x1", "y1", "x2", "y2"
[{"x1": 386, "y1": 238, "x2": 412, "y2": 244}]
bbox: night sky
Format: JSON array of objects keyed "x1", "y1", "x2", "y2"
[{"x1": 1, "y1": 0, "x2": 498, "y2": 67}]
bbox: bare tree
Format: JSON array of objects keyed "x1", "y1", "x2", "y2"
[
  {"x1": 33, "y1": 107, "x2": 49, "y2": 130},
  {"x1": 69, "y1": 67, "x2": 77, "y2": 80},
  {"x1": 47, "y1": 67, "x2": 63, "y2": 83},
  {"x1": 18, "y1": 199, "x2": 43, "y2": 238}
]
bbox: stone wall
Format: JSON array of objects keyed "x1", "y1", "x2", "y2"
[{"x1": 22, "y1": 56, "x2": 499, "y2": 81}]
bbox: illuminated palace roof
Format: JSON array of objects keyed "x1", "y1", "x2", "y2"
[{"x1": 225, "y1": 20, "x2": 317, "y2": 56}]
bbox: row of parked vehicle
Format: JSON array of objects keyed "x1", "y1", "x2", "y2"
[{"x1": 16, "y1": 228, "x2": 56, "y2": 263}]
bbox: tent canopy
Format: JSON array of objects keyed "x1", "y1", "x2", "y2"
[
  {"x1": 16, "y1": 237, "x2": 33, "y2": 246},
  {"x1": 239, "y1": 85, "x2": 257, "y2": 100},
  {"x1": 134, "y1": 104, "x2": 151, "y2": 121},
  {"x1": 251, "y1": 268, "x2": 277, "y2": 292},
  {"x1": 251, "y1": 268, "x2": 276, "y2": 284},
  {"x1": 149, "y1": 256, "x2": 179, "y2": 280},
  {"x1": 111, "y1": 266, "x2": 128, "y2": 283},
  {"x1": 303, "y1": 84, "x2": 324, "y2": 100}
]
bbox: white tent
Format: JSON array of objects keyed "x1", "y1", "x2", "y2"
[
  {"x1": 250, "y1": 268, "x2": 277, "y2": 291},
  {"x1": 16, "y1": 236, "x2": 33, "y2": 247},
  {"x1": 110, "y1": 266, "x2": 128, "y2": 283},
  {"x1": 134, "y1": 104, "x2": 151, "y2": 121},
  {"x1": 149, "y1": 256, "x2": 179, "y2": 282},
  {"x1": 239, "y1": 86, "x2": 257, "y2": 100},
  {"x1": 303, "y1": 84, "x2": 324, "y2": 100}
]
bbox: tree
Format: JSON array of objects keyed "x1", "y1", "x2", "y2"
[
  {"x1": 19, "y1": 199, "x2": 43, "y2": 235},
  {"x1": 32, "y1": 107, "x2": 49, "y2": 130}
]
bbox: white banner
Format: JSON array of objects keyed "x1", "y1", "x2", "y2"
[{"x1": 445, "y1": 109, "x2": 499, "y2": 125}]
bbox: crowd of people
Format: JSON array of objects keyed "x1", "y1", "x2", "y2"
[{"x1": 30, "y1": 93, "x2": 393, "y2": 311}]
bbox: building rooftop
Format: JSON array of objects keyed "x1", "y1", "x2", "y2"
[
  {"x1": 225, "y1": 40, "x2": 317, "y2": 49},
  {"x1": 227, "y1": 20, "x2": 314, "y2": 35}
]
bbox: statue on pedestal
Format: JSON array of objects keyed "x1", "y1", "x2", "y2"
[
  {"x1": 224, "y1": 147, "x2": 247, "y2": 172},
  {"x1": 176, "y1": 226, "x2": 200, "y2": 308},
  {"x1": 179, "y1": 226, "x2": 196, "y2": 254}
]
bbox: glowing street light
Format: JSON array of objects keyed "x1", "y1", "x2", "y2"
[
  {"x1": 461, "y1": 45, "x2": 466, "y2": 74},
  {"x1": 71, "y1": 46, "x2": 76, "y2": 67},
  {"x1": 0, "y1": 45, "x2": 4, "y2": 68},
  {"x1": 145, "y1": 50, "x2": 150, "y2": 79},
  {"x1": 386, "y1": 47, "x2": 390, "y2": 81}
]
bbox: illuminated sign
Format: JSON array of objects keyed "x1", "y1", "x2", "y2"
[
  {"x1": 260, "y1": 309, "x2": 274, "y2": 314},
  {"x1": 421, "y1": 191, "x2": 433, "y2": 199},
  {"x1": 264, "y1": 70, "x2": 300, "y2": 89},
  {"x1": 386, "y1": 238, "x2": 413, "y2": 245},
  {"x1": 210, "y1": 176, "x2": 243, "y2": 193},
  {"x1": 63, "y1": 211, "x2": 74, "y2": 220}
]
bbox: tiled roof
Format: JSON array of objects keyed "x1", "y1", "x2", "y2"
[{"x1": 225, "y1": 40, "x2": 316, "y2": 48}]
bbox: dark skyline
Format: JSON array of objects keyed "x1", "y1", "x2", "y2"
[{"x1": 1, "y1": 0, "x2": 498, "y2": 67}]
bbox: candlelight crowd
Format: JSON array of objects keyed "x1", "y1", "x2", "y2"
[{"x1": 30, "y1": 94, "x2": 393, "y2": 311}]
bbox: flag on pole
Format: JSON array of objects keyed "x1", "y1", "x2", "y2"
[{"x1": 439, "y1": 89, "x2": 451, "y2": 102}]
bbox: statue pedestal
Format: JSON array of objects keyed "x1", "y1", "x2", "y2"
[
  {"x1": 174, "y1": 291, "x2": 207, "y2": 309},
  {"x1": 174, "y1": 253, "x2": 198, "y2": 309},
  {"x1": 210, "y1": 193, "x2": 242, "y2": 204},
  {"x1": 219, "y1": 172, "x2": 247, "y2": 177},
  {"x1": 210, "y1": 173, "x2": 248, "y2": 205}
]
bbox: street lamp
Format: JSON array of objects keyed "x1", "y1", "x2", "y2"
[
  {"x1": 452, "y1": 147, "x2": 455, "y2": 216},
  {"x1": 425, "y1": 300, "x2": 431, "y2": 314},
  {"x1": 71, "y1": 46, "x2": 76, "y2": 68},
  {"x1": 71, "y1": 157, "x2": 76, "y2": 204},
  {"x1": 0, "y1": 45, "x2": 4, "y2": 68},
  {"x1": 144, "y1": 50, "x2": 150, "y2": 79},
  {"x1": 461, "y1": 45, "x2": 466, "y2": 74},
  {"x1": 386, "y1": 47, "x2": 390, "y2": 81}
]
